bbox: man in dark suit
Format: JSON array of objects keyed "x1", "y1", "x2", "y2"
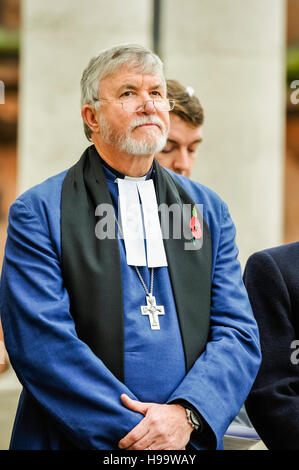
[{"x1": 244, "y1": 242, "x2": 299, "y2": 449}]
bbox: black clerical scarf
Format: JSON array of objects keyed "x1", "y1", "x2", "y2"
[{"x1": 61, "y1": 145, "x2": 212, "y2": 382}]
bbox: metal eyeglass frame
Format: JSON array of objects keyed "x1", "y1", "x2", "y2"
[{"x1": 93, "y1": 97, "x2": 175, "y2": 112}]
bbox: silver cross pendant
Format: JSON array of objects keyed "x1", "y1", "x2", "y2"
[{"x1": 141, "y1": 294, "x2": 165, "y2": 330}]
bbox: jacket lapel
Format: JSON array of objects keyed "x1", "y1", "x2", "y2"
[
  {"x1": 154, "y1": 160, "x2": 212, "y2": 371},
  {"x1": 61, "y1": 146, "x2": 124, "y2": 382}
]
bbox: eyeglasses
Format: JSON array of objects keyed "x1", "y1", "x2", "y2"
[{"x1": 93, "y1": 97, "x2": 175, "y2": 113}]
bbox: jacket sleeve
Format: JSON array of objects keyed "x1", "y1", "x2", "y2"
[
  {"x1": 167, "y1": 201, "x2": 261, "y2": 449},
  {"x1": 0, "y1": 199, "x2": 143, "y2": 449},
  {"x1": 244, "y1": 251, "x2": 299, "y2": 449}
]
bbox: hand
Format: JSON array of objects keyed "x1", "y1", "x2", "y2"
[{"x1": 118, "y1": 394, "x2": 193, "y2": 450}]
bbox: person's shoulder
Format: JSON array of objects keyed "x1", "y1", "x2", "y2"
[
  {"x1": 164, "y1": 170, "x2": 236, "y2": 240},
  {"x1": 12, "y1": 169, "x2": 68, "y2": 214},
  {"x1": 244, "y1": 243, "x2": 299, "y2": 303},
  {"x1": 247, "y1": 242, "x2": 299, "y2": 267},
  {"x1": 166, "y1": 169, "x2": 224, "y2": 207},
  {"x1": 266, "y1": 242, "x2": 299, "y2": 260},
  {"x1": 244, "y1": 243, "x2": 299, "y2": 288}
]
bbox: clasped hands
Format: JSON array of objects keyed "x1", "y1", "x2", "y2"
[{"x1": 118, "y1": 394, "x2": 193, "y2": 451}]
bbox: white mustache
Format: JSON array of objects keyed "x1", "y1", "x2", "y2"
[{"x1": 129, "y1": 116, "x2": 166, "y2": 133}]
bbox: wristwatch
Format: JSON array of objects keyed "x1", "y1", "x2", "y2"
[{"x1": 185, "y1": 408, "x2": 200, "y2": 431}]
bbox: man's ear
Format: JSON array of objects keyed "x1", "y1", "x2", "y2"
[{"x1": 81, "y1": 105, "x2": 100, "y2": 135}]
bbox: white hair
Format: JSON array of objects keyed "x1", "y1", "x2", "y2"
[
  {"x1": 99, "y1": 114, "x2": 168, "y2": 155},
  {"x1": 80, "y1": 43, "x2": 166, "y2": 141}
]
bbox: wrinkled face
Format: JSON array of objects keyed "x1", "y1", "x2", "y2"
[
  {"x1": 156, "y1": 114, "x2": 202, "y2": 178},
  {"x1": 96, "y1": 65, "x2": 170, "y2": 155}
]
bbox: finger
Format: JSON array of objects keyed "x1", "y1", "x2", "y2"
[
  {"x1": 125, "y1": 430, "x2": 152, "y2": 450},
  {"x1": 120, "y1": 394, "x2": 149, "y2": 415},
  {"x1": 118, "y1": 419, "x2": 149, "y2": 449}
]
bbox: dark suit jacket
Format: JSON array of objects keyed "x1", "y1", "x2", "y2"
[{"x1": 244, "y1": 242, "x2": 299, "y2": 449}]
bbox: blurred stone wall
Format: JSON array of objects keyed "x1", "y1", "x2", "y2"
[
  {"x1": 0, "y1": 0, "x2": 21, "y2": 450},
  {"x1": 0, "y1": 0, "x2": 19, "y2": 266},
  {"x1": 285, "y1": 112, "x2": 299, "y2": 243},
  {"x1": 285, "y1": 0, "x2": 299, "y2": 244},
  {"x1": 287, "y1": 0, "x2": 299, "y2": 43},
  {"x1": 161, "y1": 0, "x2": 286, "y2": 267},
  {"x1": 18, "y1": 0, "x2": 152, "y2": 191}
]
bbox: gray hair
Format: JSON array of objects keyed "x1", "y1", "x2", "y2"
[{"x1": 80, "y1": 43, "x2": 165, "y2": 141}]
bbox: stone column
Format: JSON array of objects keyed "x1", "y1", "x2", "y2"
[
  {"x1": 18, "y1": 0, "x2": 152, "y2": 192},
  {"x1": 162, "y1": 0, "x2": 286, "y2": 267}
]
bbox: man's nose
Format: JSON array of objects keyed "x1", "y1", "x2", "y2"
[
  {"x1": 173, "y1": 149, "x2": 190, "y2": 171},
  {"x1": 137, "y1": 100, "x2": 157, "y2": 114}
]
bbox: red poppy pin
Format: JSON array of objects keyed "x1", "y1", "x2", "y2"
[{"x1": 190, "y1": 205, "x2": 202, "y2": 244}]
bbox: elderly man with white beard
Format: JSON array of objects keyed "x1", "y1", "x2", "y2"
[{"x1": 0, "y1": 43, "x2": 261, "y2": 451}]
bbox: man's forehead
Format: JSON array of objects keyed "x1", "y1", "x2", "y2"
[
  {"x1": 100, "y1": 65, "x2": 165, "y2": 91},
  {"x1": 169, "y1": 115, "x2": 203, "y2": 143}
]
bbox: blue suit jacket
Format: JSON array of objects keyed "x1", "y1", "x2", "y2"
[{"x1": 0, "y1": 166, "x2": 261, "y2": 450}]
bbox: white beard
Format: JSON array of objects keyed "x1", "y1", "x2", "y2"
[{"x1": 99, "y1": 115, "x2": 168, "y2": 155}]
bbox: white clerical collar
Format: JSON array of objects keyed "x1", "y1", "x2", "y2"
[
  {"x1": 117, "y1": 178, "x2": 168, "y2": 268},
  {"x1": 123, "y1": 174, "x2": 147, "y2": 182}
]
